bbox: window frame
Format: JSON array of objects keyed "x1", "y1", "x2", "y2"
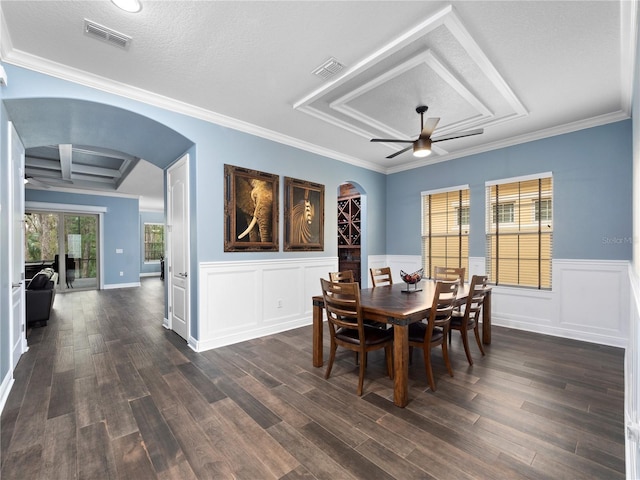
[
  {"x1": 421, "y1": 184, "x2": 470, "y2": 280},
  {"x1": 485, "y1": 172, "x2": 553, "y2": 289},
  {"x1": 143, "y1": 222, "x2": 165, "y2": 264}
]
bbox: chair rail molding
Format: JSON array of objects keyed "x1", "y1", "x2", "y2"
[{"x1": 196, "y1": 257, "x2": 338, "y2": 352}]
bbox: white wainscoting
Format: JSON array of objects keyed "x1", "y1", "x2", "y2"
[
  {"x1": 196, "y1": 257, "x2": 338, "y2": 352},
  {"x1": 195, "y1": 255, "x2": 629, "y2": 353},
  {"x1": 383, "y1": 255, "x2": 630, "y2": 348},
  {"x1": 626, "y1": 265, "x2": 639, "y2": 479}
]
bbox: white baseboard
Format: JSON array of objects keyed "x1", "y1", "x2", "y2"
[
  {"x1": 140, "y1": 272, "x2": 161, "y2": 278},
  {"x1": 103, "y1": 281, "x2": 142, "y2": 290},
  {"x1": 0, "y1": 369, "x2": 15, "y2": 414}
]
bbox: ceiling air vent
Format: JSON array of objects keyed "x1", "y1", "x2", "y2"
[
  {"x1": 312, "y1": 57, "x2": 344, "y2": 79},
  {"x1": 84, "y1": 19, "x2": 131, "y2": 49}
]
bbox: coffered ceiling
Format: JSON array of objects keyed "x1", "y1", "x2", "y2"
[{"x1": 0, "y1": 1, "x2": 635, "y2": 209}]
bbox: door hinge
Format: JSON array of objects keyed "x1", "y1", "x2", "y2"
[{"x1": 169, "y1": 306, "x2": 172, "y2": 313}]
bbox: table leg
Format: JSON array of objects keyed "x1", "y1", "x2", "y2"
[
  {"x1": 393, "y1": 324, "x2": 409, "y2": 408},
  {"x1": 313, "y1": 303, "x2": 323, "y2": 367},
  {"x1": 482, "y1": 290, "x2": 492, "y2": 345}
]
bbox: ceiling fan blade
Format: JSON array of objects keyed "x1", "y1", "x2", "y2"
[
  {"x1": 431, "y1": 128, "x2": 484, "y2": 143},
  {"x1": 419, "y1": 117, "x2": 440, "y2": 138},
  {"x1": 386, "y1": 145, "x2": 413, "y2": 159},
  {"x1": 370, "y1": 138, "x2": 414, "y2": 143},
  {"x1": 25, "y1": 176, "x2": 51, "y2": 188}
]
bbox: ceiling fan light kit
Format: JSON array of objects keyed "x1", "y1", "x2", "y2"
[
  {"x1": 413, "y1": 137, "x2": 432, "y2": 157},
  {"x1": 111, "y1": 0, "x2": 142, "y2": 13}
]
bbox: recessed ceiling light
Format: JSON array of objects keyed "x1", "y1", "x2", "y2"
[{"x1": 111, "y1": 0, "x2": 142, "y2": 13}]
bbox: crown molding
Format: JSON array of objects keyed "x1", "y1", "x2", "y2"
[
  {"x1": 1, "y1": 47, "x2": 385, "y2": 173},
  {"x1": 385, "y1": 110, "x2": 630, "y2": 174}
]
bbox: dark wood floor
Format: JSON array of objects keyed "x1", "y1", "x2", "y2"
[{"x1": 1, "y1": 277, "x2": 625, "y2": 479}]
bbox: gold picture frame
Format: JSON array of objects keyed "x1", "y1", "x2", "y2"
[
  {"x1": 224, "y1": 164, "x2": 279, "y2": 252},
  {"x1": 284, "y1": 176, "x2": 324, "y2": 251}
]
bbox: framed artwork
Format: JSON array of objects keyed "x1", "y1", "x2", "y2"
[
  {"x1": 224, "y1": 164, "x2": 279, "y2": 252},
  {"x1": 284, "y1": 176, "x2": 324, "y2": 251}
]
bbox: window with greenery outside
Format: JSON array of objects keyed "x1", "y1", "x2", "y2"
[{"x1": 144, "y1": 224, "x2": 164, "y2": 262}]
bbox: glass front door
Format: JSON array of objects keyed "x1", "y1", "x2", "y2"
[{"x1": 64, "y1": 214, "x2": 98, "y2": 289}]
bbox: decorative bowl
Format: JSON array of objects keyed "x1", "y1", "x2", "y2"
[{"x1": 400, "y1": 268, "x2": 424, "y2": 285}]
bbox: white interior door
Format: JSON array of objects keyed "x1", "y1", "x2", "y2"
[
  {"x1": 167, "y1": 154, "x2": 189, "y2": 341},
  {"x1": 9, "y1": 122, "x2": 26, "y2": 367}
]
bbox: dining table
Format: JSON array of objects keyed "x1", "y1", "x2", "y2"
[{"x1": 312, "y1": 280, "x2": 492, "y2": 408}]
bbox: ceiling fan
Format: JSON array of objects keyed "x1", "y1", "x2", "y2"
[
  {"x1": 370, "y1": 105, "x2": 484, "y2": 159},
  {"x1": 24, "y1": 175, "x2": 51, "y2": 188},
  {"x1": 24, "y1": 175, "x2": 73, "y2": 189}
]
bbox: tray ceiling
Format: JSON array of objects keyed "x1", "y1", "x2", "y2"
[{"x1": 0, "y1": 0, "x2": 633, "y2": 207}]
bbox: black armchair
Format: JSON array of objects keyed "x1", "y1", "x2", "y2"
[{"x1": 26, "y1": 269, "x2": 57, "y2": 327}]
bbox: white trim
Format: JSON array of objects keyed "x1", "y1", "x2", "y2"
[
  {"x1": 25, "y1": 201, "x2": 107, "y2": 213},
  {"x1": 25, "y1": 184, "x2": 141, "y2": 200},
  {"x1": 139, "y1": 272, "x2": 160, "y2": 277},
  {"x1": 421, "y1": 184, "x2": 470, "y2": 196},
  {"x1": 103, "y1": 281, "x2": 141, "y2": 289},
  {"x1": 0, "y1": 370, "x2": 15, "y2": 414},
  {"x1": 485, "y1": 171, "x2": 553, "y2": 187}
]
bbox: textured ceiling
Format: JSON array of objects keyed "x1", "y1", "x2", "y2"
[{"x1": 0, "y1": 0, "x2": 634, "y2": 209}]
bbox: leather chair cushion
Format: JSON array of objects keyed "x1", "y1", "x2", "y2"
[
  {"x1": 28, "y1": 271, "x2": 52, "y2": 290},
  {"x1": 408, "y1": 322, "x2": 444, "y2": 343},
  {"x1": 336, "y1": 326, "x2": 393, "y2": 346}
]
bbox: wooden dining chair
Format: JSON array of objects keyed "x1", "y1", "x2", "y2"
[
  {"x1": 449, "y1": 274, "x2": 488, "y2": 365},
  {"x1": 408, "y1": 280, "x2": 459, "y2": 391},
  {"x1": 433, "y1": 266, "x2": 466, "y2": 286},
  {"x1": 370, "y1": 267, "x2": 393, "y2": 287},
  {"x1": 329, "y1": 270, "x2": 354, "y2": 283},
  {"x1": 320, "y1": 278, "x2": 394, "y2": 396}
]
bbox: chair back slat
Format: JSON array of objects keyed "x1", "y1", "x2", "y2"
[
  {"x1": 370, "y1": 267, "x2": 393, "y2": 287},
  {"x1": 430, "y1": 280, "x2": 459, "y2": 331},
  {"x1": 329, "y1": 270, "x2": 355, "y2": 283},
  {"x1": 433, "y1": 266, "x2": 466, "y2": 286},
  {"x1": 462, "y1": 275, "x2": 488, "y2": 325},
  {"x1": 320, "y1": 278, "x2": 362, "y2": 331}
]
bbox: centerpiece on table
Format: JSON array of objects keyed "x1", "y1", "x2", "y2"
[{"x1": 400, "y1": 268, "x2": 423, "y2": 293}]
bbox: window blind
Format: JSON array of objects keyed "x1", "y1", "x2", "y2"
[
  {"x1": 421, "y1": 187, "x2": 469, "y2": 280},
  {"x1": 486, "y1": 176, "x2": 553, "y2": 288}
]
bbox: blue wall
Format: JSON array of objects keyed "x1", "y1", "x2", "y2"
[
  {"x1": 387, "y1": 120, "x2": 633, "y2": 261},
  {"x1": 1, "y1": 64, "x2": 389, "y2": 341},
  {"x1": 25, "y1": 190, "x2": 140, "y2": 286},
  {"x1": 140, "y1": 211, "x2": 164, "y2": 275}
]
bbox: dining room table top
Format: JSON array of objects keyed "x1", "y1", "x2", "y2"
[{"x1": 314, "y1": 280, "x2": 479, "y2": 326}]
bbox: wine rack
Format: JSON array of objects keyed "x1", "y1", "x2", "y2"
[{"x1": 337, "y1": 194, "x2": 361, "y2": 284}]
